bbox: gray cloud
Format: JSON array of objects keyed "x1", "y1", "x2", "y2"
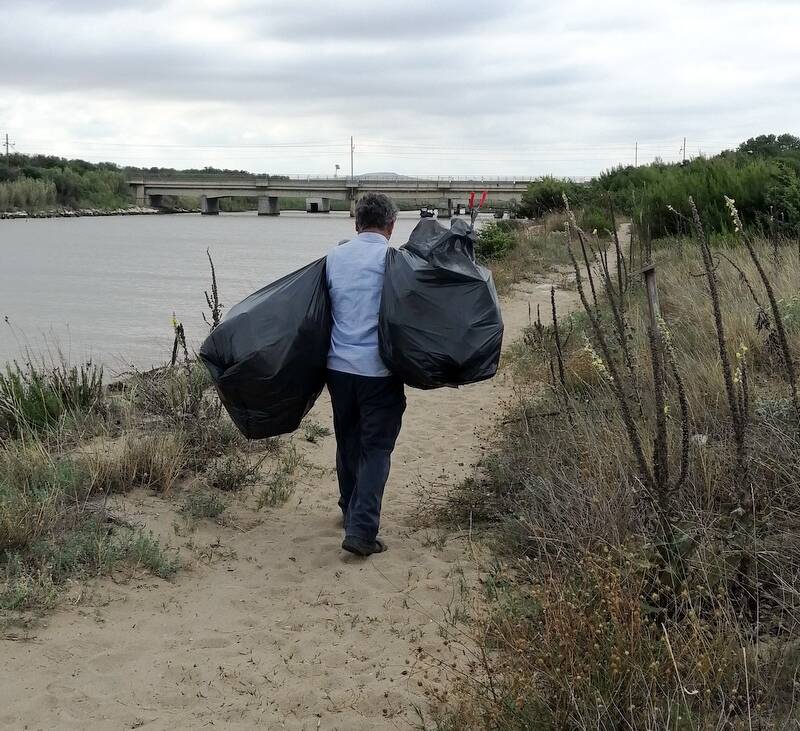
[
  {"x1": 233, "y1": 0, "x2": 522, "y2": 40},
  {"x1": 0, "y1": 0, "x2": 798, "y2": 177},
  {"x1": 11, "y1": 0, "x2": 164, "y2": 12}
]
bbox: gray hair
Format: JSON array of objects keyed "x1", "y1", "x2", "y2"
[{"x1": 355, "y1": 192, "x2": 398, "y2": 231}]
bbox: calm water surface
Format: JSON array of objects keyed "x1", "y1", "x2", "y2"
[{"x1": 0, "y1": 211, "x2": 471, "y2": 375}]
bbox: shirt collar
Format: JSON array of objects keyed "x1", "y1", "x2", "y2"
[{"x1": 355, "y1": 231, "x2": 389, "y2": 245}]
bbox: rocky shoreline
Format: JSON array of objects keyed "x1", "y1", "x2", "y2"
[{"x1": 0, "y1": 205, "x2": 200, "y2": 220}]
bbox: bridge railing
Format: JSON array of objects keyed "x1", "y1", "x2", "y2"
[
  {"x1": 129, "y1": 174, "x2": 591, "y2": 187},
  {"x1": 128, "y1": 174, "x2": 555, "y2": 184}
]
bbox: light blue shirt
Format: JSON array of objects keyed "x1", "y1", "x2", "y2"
[{"x1": 326, "y1": 231, "x2": 391, "y2": 377}]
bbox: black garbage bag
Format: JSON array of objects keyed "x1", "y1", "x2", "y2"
[
  {"x1": 199, "y1": 257, "x2": 331, "y2": 439},
  {"x1": 379, "y1": 218, "x2": 503, "y2": 389}
]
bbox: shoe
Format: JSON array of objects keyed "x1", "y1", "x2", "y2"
[{"x1": 342, "y1": 535, "x2": 387, "y2": 556}]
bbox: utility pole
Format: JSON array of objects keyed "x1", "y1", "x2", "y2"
[
  {"x1": 350, "y1": 136, "x2": 354, "y2": 179},
  {"x1": 682, "y1": 136, "x2": 686, "y2": 163},
  {"x1": 3, "y1": 133, "x2": 10, "y2": 158},
  {"x1": 635, "y1": 141, "x2": 638, "y2": 166}
]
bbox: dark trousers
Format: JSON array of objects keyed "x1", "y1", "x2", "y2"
[{"x1": 326, "y1": 370, "x2": 406, "y2": 542}]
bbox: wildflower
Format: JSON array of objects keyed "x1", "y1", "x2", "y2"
[
  {"x1": 724, "y1": 195, "x2": 743, "y2": 233},
  {"x1": 657, "y1": 316, "x2": 681, "y2": 371},
  {"x1": 583, "y1": 336, "x2": 613, "y2": 383}
]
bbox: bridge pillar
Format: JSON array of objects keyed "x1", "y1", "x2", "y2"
[
  {"x1": 200, "y1": 196, "x2": 220, "y2": 215},
  {"x1": 132, "y1": 184, "x2": 146, "y2": 207},
  {"x1": 258, "y1": 196, "x2": 280, "y2": 216},
  {"x1": 349, "y1": 198, "x2": 356, "y2": 218},
  {"x1": 306, "y1": 197, "x2": 331, "y2": 213},
  {"x1": 437, "y1": 198, "x2": 453, "y2": 219}
]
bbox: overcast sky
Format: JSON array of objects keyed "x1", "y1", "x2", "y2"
[{"x1": 0, "y1": 0, "x2": 797, "y2": 177}]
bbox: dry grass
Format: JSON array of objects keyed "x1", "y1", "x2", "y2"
[
  {"x1": 79, "y1": 433, "x2": 186, "y2": 495},
  {"x1": 432, "y1": 228, "x2": 800, "y2": 729}
]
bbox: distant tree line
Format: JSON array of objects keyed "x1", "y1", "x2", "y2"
[
  {"x1": 516, "y1": 134, "x2": 800, "y2": 238},
  {"x1": 0, "y1": 155, "x2": 293, "y2": 212},
  {"x1": 0, "y1": 154, "x2": 133, "y2": 211}
]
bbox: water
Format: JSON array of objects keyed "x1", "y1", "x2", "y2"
[{"x1": 0, "y1": 211, "x2": 466, "y2": 375}]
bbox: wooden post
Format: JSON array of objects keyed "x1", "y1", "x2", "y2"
[{"x1": 641, "y1": 262, "x2": 661, "y2": 328}]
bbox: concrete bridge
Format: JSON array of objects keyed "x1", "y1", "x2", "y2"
[{"x1": 128, "y1": 175, "x2": 536, "y2": 217}]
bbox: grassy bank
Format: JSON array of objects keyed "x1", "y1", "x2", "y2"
[
  {"x1": 517, "y1": 133, "x2": 800, "y2": 240},
  {"x1": 0, "y1": 266, "x2": 313, "y2": 626},
  {"x1": 435, "y1": 203, "x2": 800, "y2": 728}
]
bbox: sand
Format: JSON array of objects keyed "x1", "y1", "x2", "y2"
[{"x1": 1, "y1": 276, "x2": 582, "y2": 730}]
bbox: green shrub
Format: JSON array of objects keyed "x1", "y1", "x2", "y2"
[
  {"x1": 256, "y1": 445, "x2": 303, "y2": 509},
  {"x1": 577, "y1": 204, "x2": 614, "y2": 235},
  {"x1": 302, "y1": 420, "x2": 331, "y2": 444},
  {"x1": 2, "y1": 521, "x2": 179, "y2": 611},
  {"x1": 123, "y1": 530, "x2": 180, "y2": 578},
  {"x1": 181, "y1": 490, "x2": 227, "y2": 519},
  {"x1": 205, "y1": 453, "x2": 262, "y2": 492},
  {"x1": 0, "y1": 359, "x2": 103, "y2": 437},
  {"x1": 475, "y1": 221, "x2": 517, "y2": 260},
  {"x1": 588, "y1": 134, "x2": 800, "y2": 238},
  {"x1": 517, "y1": 176, "x2": 585, "y2": 219}
]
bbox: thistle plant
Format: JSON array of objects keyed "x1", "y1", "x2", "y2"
[
  {"x1": 689, "y1": 197, "x2": 749, "y2": 486},
  {"x1": 565, "y1": 222, "x2": 656, "y2": 501},
  {"x1": 170, "y1": 313, "x2": 189, "y2": 368},
  {"x1": 564, "y1": 208, "x2": 691, "y2": 545},
  {"x1": 550, "y1": 286, "x2": 567, "y2": 395},
  {"x1": 203, "y1": 248, "x2": 223, "y2": 331},
  {"x1": 724, "y1": 196, "x2": 800, "y2": 434},
  {"x1": 563, "y1": 194, "x2": 598, "y2": 308}
]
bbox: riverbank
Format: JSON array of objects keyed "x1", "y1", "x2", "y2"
[{"x1": 0, "y1": 205, "x2": 199, "y2": 220}]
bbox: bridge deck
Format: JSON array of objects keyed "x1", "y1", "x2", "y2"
[{"x1": 130, "y1": 176, "x2": 534, "y2": 199}]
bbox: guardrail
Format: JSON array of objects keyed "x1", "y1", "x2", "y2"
[{"x1": 128, "y1": 175, "x2": 576, "y2": 185}]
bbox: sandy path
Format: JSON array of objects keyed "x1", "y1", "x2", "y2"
[{"x1": 2, "y1": 276, "x2": 581, "y2": 730}]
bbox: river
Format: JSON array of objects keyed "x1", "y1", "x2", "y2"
[{"x1": 0, "y1": 211, "x2": 477, "y2": 375}]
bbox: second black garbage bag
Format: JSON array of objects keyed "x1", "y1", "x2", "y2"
[
  {"x1": 379, "y1": 218, "x2": 504, "y2": 389},
  {"x1": 199, "y1": 257, "x2": 331, "y2": 439}
]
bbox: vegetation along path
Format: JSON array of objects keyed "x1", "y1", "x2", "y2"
[{"x1": 0, "y1": 229, "x2": 606, "y2": 730}]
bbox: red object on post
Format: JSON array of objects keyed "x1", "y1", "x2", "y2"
[
  {"x1": 468, "y1": 191, "x2": 476, "y2": 209},
  {"x1": 478, "y1": 190, "x2": 488, "y2": 208}
]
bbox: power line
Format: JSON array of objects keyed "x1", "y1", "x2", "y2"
[{"x1": 13, "y1": 136, "x2": 739, "y2": 154}]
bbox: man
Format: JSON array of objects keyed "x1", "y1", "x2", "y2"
[{"x1": 326, "y1": 192, "x2": 405, "y2": 557}]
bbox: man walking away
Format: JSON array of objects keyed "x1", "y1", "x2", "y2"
[{"x1": 326, "y1": 193, "x2": 406, "y2": 557}]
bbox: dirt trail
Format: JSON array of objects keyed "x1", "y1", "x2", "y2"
[{"x1": 1, "y1": 272, "x2": 584, "y2": 730}]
